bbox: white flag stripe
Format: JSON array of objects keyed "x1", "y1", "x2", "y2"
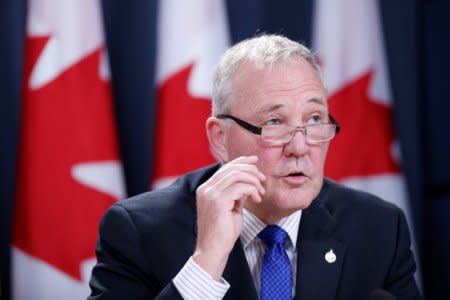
[
  {"x1": 72, "y1": 161, "x2": 126, "y2": 201},
  {"x1": 313, "y1": 0, "x2": 392, "y2": 104},
  {"x1": 12, "y1": 247, "x2": 95, "y2": 300},
  {"x1": 156, "y1": 0, "x2": 230, "y2": 97},
  {"x1": 28, "y1": 0, "x2": 105, "y2": 89}
]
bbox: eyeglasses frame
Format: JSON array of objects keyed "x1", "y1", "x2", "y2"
[{"x1": 216, "y1": 113, "x2": 341, "y2": 144}]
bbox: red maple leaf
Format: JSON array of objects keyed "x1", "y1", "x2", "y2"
[
  {"x1": 325, "y1": 70, "x2": 401, "y2": 180},
  {"x1": 153, "y1": 64, "x2": 216, "y2": 180},
  {"x1": 13, "y1": 36, "x2": 120, "y2": 281}
]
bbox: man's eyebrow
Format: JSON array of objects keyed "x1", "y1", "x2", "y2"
[
  {"x1": 307, "y1": 97, "x2": 327, "y2": 106},
  {"x1": 256, "y1": 104, "x2": 285, "y2": 114}
]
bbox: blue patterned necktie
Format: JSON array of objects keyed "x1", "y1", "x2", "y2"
[{"x1": 258, "y1": 225, "x2": 292, "y2": 300}]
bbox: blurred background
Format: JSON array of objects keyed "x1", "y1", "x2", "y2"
[{"x1": 0, "y1": 0, "x2": 449, "y2": 299}]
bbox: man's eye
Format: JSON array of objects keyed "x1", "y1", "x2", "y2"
[
  {"x1": 307, "y1": 114, "x2": 323, "y2": 124},
  {"x1": 265, "y1": 118, "x2": 282, "y2": 126}
]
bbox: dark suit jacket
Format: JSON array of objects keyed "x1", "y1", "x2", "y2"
[{"x1": 88, "y1": 164, "x2": 421, "y2": 300}]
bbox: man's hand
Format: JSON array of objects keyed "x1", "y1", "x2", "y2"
[{"x1": 193, "y1": 156, "x2": 266, "y2": 280}]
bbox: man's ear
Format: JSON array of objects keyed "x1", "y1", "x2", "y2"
[{"x1": 206, "y1": 117, "x2": 229, "y2": 162}]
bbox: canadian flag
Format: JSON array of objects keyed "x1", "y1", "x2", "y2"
[
  {"x1": 12, "y1": 0, "x2": 125, "y2": 299},
  {"x1": 313, "y1": 0, "x2": 420, "y2": 280},
  {"x1": 152, "y1": 0, "x2": 230, "y2": 188}
]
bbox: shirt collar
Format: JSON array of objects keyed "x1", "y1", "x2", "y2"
[{"x1": 240, "y1": 208, "x2": 302, "y2": 249}]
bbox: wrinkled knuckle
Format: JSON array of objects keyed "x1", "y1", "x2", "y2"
[
  {"x1": 196, "y1": 185, "x2": 205, "y2": 196},
  {"x1": 228, "y1": 169, "x2": 242, "y2": 179},
  {"x1": 228, "y1": 169, "x2": 238, "y2": 177},
  {"x1": 209, "y1": 190, "x2": 221, "y2": 202}
]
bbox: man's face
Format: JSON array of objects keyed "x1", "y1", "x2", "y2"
[{"x1": 222, "y1": 59, "x2": 330, "y2": 222}]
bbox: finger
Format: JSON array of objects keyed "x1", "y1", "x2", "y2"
[
  {"x1": 219, "y1": 166, "x2": 265, "y2": 187},
  {"x1": 232, "y1": 163, "x2": 266, "y2": 182},
  {"x1": 228, "y1": 155, "x2": 258, "y2": 165},
  {"x1": 233, "y1": 196, "x2": 246, "y2": 213},
  {"x1": 206, "y1": 167, "x2": 264, "y2": 194},
  {"x1": 218, "y1": 161, "x2": 266, "y2": 183},
  {"x1": 210, "y1": 155, "x2": 265, "y2": 184},
  {"x1": 217, "y1": 169, "x2": 266, "y2": 195},
  {"x1": 222, "y1": 183, "x2": 262, "y2": 208}
]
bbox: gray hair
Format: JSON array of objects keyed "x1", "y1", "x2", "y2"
[{"x1": 211, "y1": 34, "x2": 322, "y2": 116}]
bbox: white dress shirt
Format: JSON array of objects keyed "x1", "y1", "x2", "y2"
[{"x1": 173, "y1": 209, "x2": 302, "y2": 300}]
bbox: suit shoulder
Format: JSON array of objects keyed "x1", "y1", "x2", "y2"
[
  {"x1": 319, "y1": 179, "x2": 411, "y2": 252},
  {"x1": 107, "y1": 163, "x2": 221, "y2": 219},
  {"x1": 321, "y1": 178, "x2": 403, "y2": 217}
]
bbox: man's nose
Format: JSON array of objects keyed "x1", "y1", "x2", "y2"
[{"x1": 282, "y1": 127, "x2": 310, "y2": 157}]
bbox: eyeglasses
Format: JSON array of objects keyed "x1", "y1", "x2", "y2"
[{"x1": 216, "y1": 114, "x2": 340, "y2": 145}]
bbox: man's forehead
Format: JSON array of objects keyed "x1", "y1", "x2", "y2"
[
  {"x1": 253, "y1": 98, "x2": 327, "y2": 114},
  {"x1": 229, "y1": 59, "x2": 327, "y2": 114}
]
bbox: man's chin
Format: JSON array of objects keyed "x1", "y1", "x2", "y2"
[
  {"x1": 245, "y1": 192, "x2": 314, "y2": 223},
  {"x1": 277, "y1": 188, "x2": 318, "y2": 210}
]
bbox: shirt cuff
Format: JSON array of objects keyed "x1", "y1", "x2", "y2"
[{"x1": 173, "y1": 256, "x2": 230, "y2": 300}]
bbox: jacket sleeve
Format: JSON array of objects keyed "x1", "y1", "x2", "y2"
[
  {"x1": 385, "y1": 208, "x2": 422, "y2": 300},
  {"x1": 87, "y1": 204, "x2": 184, "y2": 300}
]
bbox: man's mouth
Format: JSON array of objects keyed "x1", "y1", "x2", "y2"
[
  {"x1": 287, "y1": 171, "x2": 306, "y2": 177},
  {"x1": 281, "y1": 171, "x2": 309, "y2": 185}
]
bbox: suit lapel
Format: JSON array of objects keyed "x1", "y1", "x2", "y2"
[
  {"x1": 223, "y1": 240, "x2": 259, "y2": 300},
  {"x1": 294, "y1": 188, "x2": 346, "y2": 300}
]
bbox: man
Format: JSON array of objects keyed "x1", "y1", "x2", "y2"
[{"x1": 88, "y1": 35, "x2": 421, "y2": 299}]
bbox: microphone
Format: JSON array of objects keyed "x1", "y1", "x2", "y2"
[{"x1": 369, "y1": 289, "x2": 397, "y2": 300}]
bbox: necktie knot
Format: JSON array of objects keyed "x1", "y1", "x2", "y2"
[{"x1": 258, "y1": 225, "x2": 289, "y2": 247}]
